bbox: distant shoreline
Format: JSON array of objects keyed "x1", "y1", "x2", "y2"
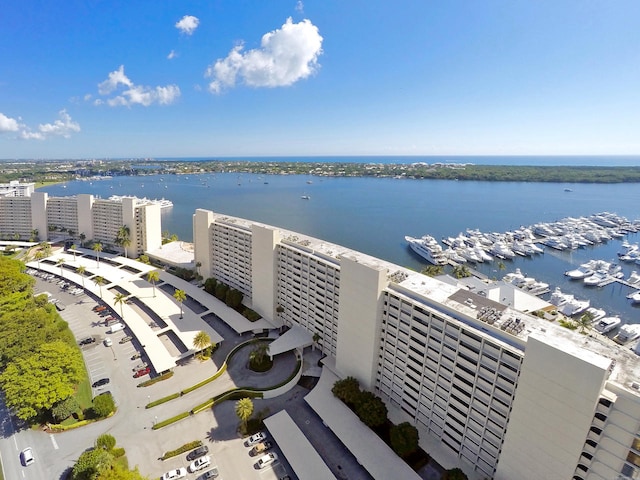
[{"x1": 6, "y1": 159, "x2": 640, "y2": 184}]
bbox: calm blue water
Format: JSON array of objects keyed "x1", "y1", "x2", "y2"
[{"x1": 40, "y1": 172, "x2": 640, "y2": 326}]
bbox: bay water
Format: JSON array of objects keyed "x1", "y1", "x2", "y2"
[{"x1": 40, "y1": 171, "x2": 640, "y2": 326}]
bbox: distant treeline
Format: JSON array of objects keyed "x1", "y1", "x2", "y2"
[{"x1": 4, "y1": 159, "x2": 640, "y2": 184}]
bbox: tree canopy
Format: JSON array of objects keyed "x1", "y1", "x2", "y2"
[{"x1": 390, "y1": 422, "x2": 420, "y2": 458}]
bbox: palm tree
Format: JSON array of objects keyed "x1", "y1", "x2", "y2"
[
  {"x1": 56, "y1": 258, "x2": 65, "y2": 278},
  {"x1": 173, "y1": 289, "x2": 187, "y2": 319},
  {"x1": 115, "y1": 225, "x2": 131, "y2": 258},
  {"x1": 452, "y1": 264, "x2": 471, "y2": 279},
  {"x1": 114, "y1": 292, "x2": 128, "y2": 320},
  {"x1": 146, "y1": 270, "x2": 160, "y2": 297},
  {"x1": 77, "y1": 265, "x2": 86, "y2": 288},
  {"x1": 195, "y1": 261, "x2": 202, "y2": 277},
  {"x1": 421, "y1": 265, "x2": 444, "y2": 277},
  {"x1": 235, "y1": 397, "x2": 254, "y2": 431},
  {"x1": 93, "y1": 242, "x2": 103, "y2": 268},
  {"x1": 70, "y1": 244, "x2": 78, "y2": 260},
  {"x1": 79, "y1": 232, "x2": 86, "y2": 247},
  {"x1": 30, "y1": 229, "x2": 39, "y2": 242},
  {"x1": 193, "y1": 331, "x2": 211, "y2": 358},
  {"x1": 250, "y1": 343, "x2": 270, "y2": 365},
  {"x1": 312, "y1": 332, "x2": 321, "y2": 352},
  {"x1": 34, "y1": 250, "x2": 45, "y2": 270},
  {"x1": 577, "y1": 311, "x2": 594, "y2": 334},
  {"x1": 94, "y1": 276, "x2": 105, "y2": 298}
]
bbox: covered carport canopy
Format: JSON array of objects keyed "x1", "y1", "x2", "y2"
[
  {"x1": 268, "y1": 326, "x2": 313, "y2": 357},
  {"x1": 263, "y1": 410, "x2": 336, "y2": 480}
]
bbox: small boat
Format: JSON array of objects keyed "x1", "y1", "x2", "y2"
[
  {"x1": 630, "y1": 291, "x2": 640, "y2": 304},
  {"x1": 613, "y1": 324, "x2": 640, "y2": 344},
  {"x1": 594, "y1": 317, "x2": 622, "y2": 334}
]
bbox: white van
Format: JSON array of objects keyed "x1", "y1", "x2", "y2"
[{"x1": 109, "y1": 323, "x2": 125, "y2": 333}]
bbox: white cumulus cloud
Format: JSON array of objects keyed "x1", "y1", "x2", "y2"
[
  {"x1": 0, "y1": 113, "x2": 20, "y2": 133},
  {"x1": 19, "y1": 110, "x2": 80, "y2": 140},
  {"x1": 176, "y1": 15, "x2": 199, "y2": 35},
  {"x1": 205, "y1": 17, "x2": 323, "y2": 94},
  {"x1": 94, "y1": 66, "x2": 181, "y2": 107},
  {"x1": 167, "y1": 50, "x2": 177, "y2": 60}
]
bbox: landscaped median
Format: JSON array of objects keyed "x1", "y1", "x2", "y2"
[
  {"x1": 151, "y1": 359, "x2": 302, "y2": 430},
  {"x1": 146, "y1": 338, "x2": 271, "y2": 409}
]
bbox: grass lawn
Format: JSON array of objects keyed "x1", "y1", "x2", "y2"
[{"x1": 76, "y1": 375, "x2": 93, "y2": 411}]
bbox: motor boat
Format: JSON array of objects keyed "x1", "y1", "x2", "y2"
[
  {"x1": 405, "y1": 235, "x2": 447, "y2": 265},
  {"x1": 594, "y1": 317, "x2": 622, "y2": 334},
  {"x1": 613, "y1": 324, "x2": 640, "y2": 344},
  {"x1": 630, "y1": 291, "x2": 640, "y2": 304},
  {"x1": 627, "y1": 271, "x2": 640, "y2": 285},
  {"x1": 559, "y1": 295, "x2": 590, "y2": 316},
  {"x1": 585, "y1": 307, "x2": 607, "y2": 323},
  {"x1": 549, "y1": 287, "x2": 570, "y2": 307},
  {"x1": 490, "y1": 241, "x2": 516, "y2": 259},
  {"x1": 565, "y1": 261, "x2": 596, "y2": 280}
]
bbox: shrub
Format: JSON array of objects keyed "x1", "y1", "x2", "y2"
[
  {"x1": 161, "y1": 440, "x2": 202, "y2": 460},
  {"x1": 92, "y1": 392, "x2": 115, "y2": 418},
  {"x1": 96, "y1": 433, "x2": 116, "y2": 451},
  {"x1": 215, "y1": 283, "x2": 229, "y2": 301},
  {"x1": 444, "y1": 468, "x2": 469, "y2": 480},
  {"x1": 204, "y1": 277, "x2": 217, "y2": 295},
  {"x1": 146, "y1": 392, "x2": 181, "y2": 408},
  {"x1": 242, "y1": 307, "x2": 262, "y2": 322},
  {"x1": 152, "y1": 411, "x2": 190, "y2": 430},
  {"x1": 51, "y1": 396, "x2": 79, "y2": 422},
  {"x1": 332, "y1": 376, "x2": 361, "y2": 407},
  {"x1": 355, "y1": 391, "x2": 388, "y2": 428},
  {"x1": 225, "y1": 288, "x2": 243, "y2": 308},
  {"x1": 137, "y1": 371, "x2": 174, "y2": 388},
  {"x1": 390, "y1": 422, "x2": 420, "y2": 458},
  {"x1": 111, "y1": 447, "x2": 126, "y2": 458}
]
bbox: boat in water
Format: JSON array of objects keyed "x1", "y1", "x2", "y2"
[
  {"x1": 405, "y1": 235, "x2": 447, "y2": 265},
  {"x1": 594, "y1": 317, "x2": 622, "y2": 334},
  {"x1": 613, "y1": 324, "x2": 640, "y2": 344},
  {"x1": 559, "y1": 295, "x2": 590, "y2": 316},
  {"x1": 585, "y1": 307, "x2": 607, "y2": 323},
  {"x1": 565, "y1": 261, "x2": 596, "y2": 280}
]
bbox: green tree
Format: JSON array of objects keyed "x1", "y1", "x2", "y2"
[
  {"x1": 331, "y1": 376, "x2": 361, "y2": 407},
  {"x1": 138, "y1": 254, "x2": 150, "y2": 265},
  {"x1": 114, "y1": 292, "x2": 128, "y2": 320},
  {"x1": 215, "y1": 283, "x2": 229, "y2": 301},
  {"x1": 96, "y1": 434, "x2": 116, "y2": 452},
  {"x1": 195, "y1": 261, "x2": 202, "y2": 276},
  {"x1": 235, "y1": 397, "x2": 254, "y2": 430},
  {"x1": 0, "y1": 341, "x2": 85, "y2": 420},
  {"x1": 93, "y1": 242, "x2": 103, "y2": 268},
  {"x1": 355, "y1": 391, "x2": 388, "y2": 428},
  {"x1": 577, "y1": 310, "x2": 594, "y2": 334},
  {"x1": 173, "y1": 289, "x2": 186, "y2": 319},
  {"x1": 72, "y1": 448, "x2": 114, "y2": 480},
  {"x1": 389, "y1": 422, "x2": 420, "y2": 458},
  {"x1": 421, "y1": 265, "x2": 444, "y2": 277},
  {"x1": 34, "y1": 250, "x2": 45, "y2": 269},
  {"x1": 452, "y1": 264, "x2": 471, "y2": 279},
  {"x1": 51, "y1": 396, "x2": 80, "y2": 422},
  {"x1": 70, "y1": 243, "x2": 78, "y2": 260},
  {"x1": 57, "y1": 257, "x2": 65, "y2": 278},
  {"x1": 92, "y1": 392, "x2": 116, "y2": 418},
  {"x1": 204, "y1": 277, "x2": 217, "y2": 295},
  {"x1": 192, "y1": 331, "x2": 211, "y2": 358},
  {"x1": 94, "y1": 276, "x2": 105, "y2": 298},
  {"x1": 312, "y1": 332, "x2": 321, "y2": 352},
  {"x1": 115, "y1": 226, "x2": 131, "y2": 258},
  {"x1": 146, "y1": 270, "x2": 160, "y2": 298},
  {"x1": 225, "y1": 288, "x2": 243, "y2": 309},
  {"x1": 96, "y1": 464, "x2": 149, "y2": 480},
  {"x1": 79, "y1": 232, "x2": 86, "y2": 247},
  {"x1": 77, "y1": 265, "x2": 86, "y2": 288}
]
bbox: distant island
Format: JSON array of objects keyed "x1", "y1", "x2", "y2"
[{"x1": 2, "y1": 159, "x2": 640, "y2": 184}]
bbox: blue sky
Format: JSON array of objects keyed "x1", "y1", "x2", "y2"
[{"x1": 1, "y1": 1, "x2": 639, "y2": 159}]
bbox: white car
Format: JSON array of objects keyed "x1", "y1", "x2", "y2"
[
  {"x1": 161, "y1": 468, "x2": 187, "y2": 480},
  {"x1": 246, "y1": 431, "x2": 267, "y2": 446},
  {"x1": 189, "y1": 455, "x2": 211, "y2": 473},
  {"x1": 256, "y1": 452, "x2": 278, "y2": 469},
  {"x1": 21, "y1": 447, "x2": 35, "y2": 466}
]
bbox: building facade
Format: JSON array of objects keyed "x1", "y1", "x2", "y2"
[
  {"x1": 0, "y1": 190, "x2": 161, "y2": 256},
  {"x1": 193, "y1": 208, "x2": 640, "y2": 480}
]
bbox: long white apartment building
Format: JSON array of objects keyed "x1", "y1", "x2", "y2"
[
  {"x1": 193, "y1": 208, "x2": 640, "y2": 480},
  {"x1": 0, "y1": 191, "x2": 161, "y2": 256},
  {"x1": 0, "y1": 180, "x2": 35, "y2": 197}
]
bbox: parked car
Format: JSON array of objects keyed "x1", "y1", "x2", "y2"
[
  {"x1": 54, "y1": 301, "x2": 66, "y2": 311},
  {"x1": 104, "y1": 338, "x2": 112, "y2": 347},
  {"x1": 186, "y1": 445, "x2": 209, "y2": 461},
  {"x1": 251, "y1": 441, "x2": 273, "y2": 456},
  {"x1": 119, "y1": 336, "x2": 133, "y2": 344},
  {"x1": 131, "y1": 352, "x2": 141, "y2": 360},
  {"x1": 133, "y1": 366, "x2": 150, "y2": 378},
  {"x1": 93, "y1": 305, "x2": 106, "y2": 312},
  {"x1": 160, "y1": 468, "x2": 187, "y2": 480},
  {"x1": 78, "y1": 337, "x2": 95, "y2": 346},
  {"x1": 92, "y1": 378, "x2": 110, "y2": 388},
  {"x1": 20, "y1": 447, "x2": 35, "y2": 466},
  {"x1": 246, "y1": 431, "x2": 267, "y2": 446},
  {"x1": 198, "y1": 467, "x2": 219, "y2": 480},
  {"x1": 256, "y1": 452, "x2": 278, "y2": 469},
  {"x1": 189, "y1": 455, "x2": 211, "y2": 473}
]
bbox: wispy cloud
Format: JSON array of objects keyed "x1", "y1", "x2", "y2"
[
  {"x1": 295, "y1": 1, "x2": 304, "y2": 13},
  {"x1": 175, "y1": 15, "x2": 199, "y2": 35},
  {"x1": 167, "y1": 50, "x2": 177, "y2": 60},
  {"x1": 1, "y1": 110, "x2": 81, "y2": 140},
  {"x1": 93, "y1": 65, "x2": 181, "y2": 107},
  {"x1": 205, "y1": 17, "x2": 323, "y2": 94}
]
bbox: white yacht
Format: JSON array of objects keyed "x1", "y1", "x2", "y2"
[
  {"x1": 549, "y1": 287, "x2": 570, "y2": 307},
  {"x1": 613, "y1": 324, "x2": 640, "y2": 345},
  {"x1": 443, "y1": 248, "x2": 466, "y2": 264},
  {"x1": 630, "y1": 291, "x2": 640, "y2": 304},
  {"x1": 559, "y1": 295, "x2": 590, "y2": 316},
  {"x1": 627, "y1": 271, "x2": 640, "y2": 285},
  {"x1": 565, "y1": 261, "x2": 596, "y2": 280},
  {"x1": 585, "y1": 307, "x2": 607, "y2": 323},
  {"x1": 490, "y1": 242, "x2": 516, "y2": 259},
  {"x1": 594, "y1": 317, "x2": 622, "y2": 334},
  {"x1": 405, "y1": 235, "x2": 447, "y2": 265}
]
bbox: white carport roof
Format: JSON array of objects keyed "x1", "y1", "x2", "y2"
[
  {"x1": 268, "y1": 326, "x2": 313, "y2": 357},
  {"x1": 305, "y1": 369, "x2": 421, "y2": 480},
  {"x1": 263, "y1": 411, "x2": 336, "y2": 480}
]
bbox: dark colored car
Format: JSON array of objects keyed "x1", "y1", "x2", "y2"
[
  {"x1": 186, "y1": 445, "x2": 209, "y2": 462},
  {"x1": 78, "y1": 337, "x2": 95, "y2": 346},
  {"x1": 92, "y1": 378, "x2": 110, "y2": 388},
  {"x1": 133, "y1": 366, "x2": 150, "y2": 378},
  {"x1": 119, "y1": 336, "x2": 133, "y2": 344}
]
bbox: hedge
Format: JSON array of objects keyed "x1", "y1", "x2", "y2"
[
  {"x1": 152, "y1": 411, "x2": 191, "y2": 430},
  {"x1": 160, "y1": 440, "x2": 203, "y2": 460},
  {"x1": 137, "y1": 371, "x2": 174, "y2": 388}
]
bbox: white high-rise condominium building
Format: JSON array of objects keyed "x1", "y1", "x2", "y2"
[
  {"x1": 0, "y1": 180, "x2": 35, "y2": 197},
  {"x1": 193, "y1": 208, "x2": 640, "y2": 480},
  {"x1": 0, "y1": 190, "x2": 161, "y2": 256}
]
